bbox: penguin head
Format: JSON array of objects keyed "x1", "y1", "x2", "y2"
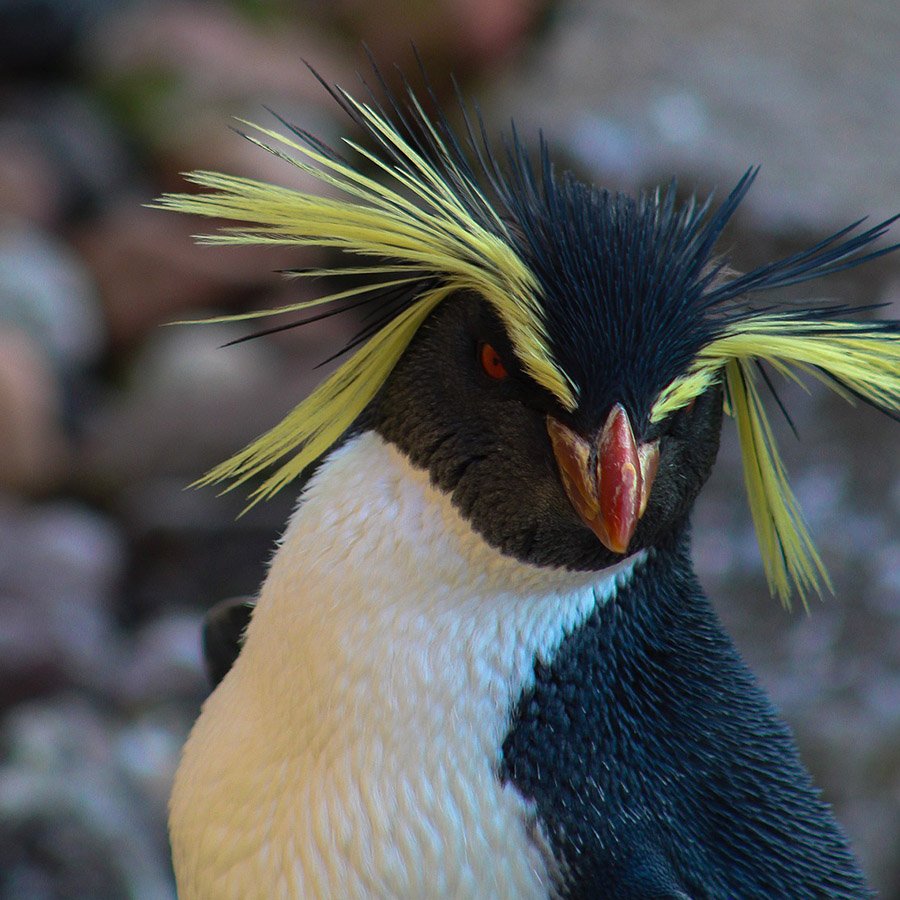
[
  {"x1": 374, "y1": 286, "x2": 724, "y2": 572},
  {"x1": 155, "y1": 66, "x2": 899, "y2": 600}
]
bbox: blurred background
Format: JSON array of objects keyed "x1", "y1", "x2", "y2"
[{"x1": 0, "y1": 0, "x2": 897, "y2": 896}]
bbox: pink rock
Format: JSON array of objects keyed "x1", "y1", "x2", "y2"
[
  {"x1": 0, "y1": 328, "x2": 68, "y2": 493},
  {"x1": 71, "y1": 199, "x2": 318, "y2": 346}
]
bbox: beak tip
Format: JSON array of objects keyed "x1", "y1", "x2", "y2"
[
  {"x1": 596, "y1": 519, "x2": 636, "y2": 556},
  {"x1": 604, "y1": 537, "x2": 631, "y2": 555}
]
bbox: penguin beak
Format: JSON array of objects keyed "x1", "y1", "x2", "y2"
[{"x1": 547, "y1": 404, "x2": 660, "y2": 555}]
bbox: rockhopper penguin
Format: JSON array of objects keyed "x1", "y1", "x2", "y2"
[{"x1": 156, "y1": 67, "x2": 899, "y2": 898}]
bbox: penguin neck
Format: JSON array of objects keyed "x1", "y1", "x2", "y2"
[{"x1": 245, "y1": 430, "x2": 648, "y2": 716}]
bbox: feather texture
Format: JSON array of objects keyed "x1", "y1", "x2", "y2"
[
  {"x1": 652, "y1": 315, "x2": 900, "y2": 602},
  {"x1": 153, "y1": 67, "x2": 898, "y2": 601}
]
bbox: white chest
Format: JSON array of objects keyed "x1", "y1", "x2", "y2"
[{"x1": 170, "y1": 433, "x2": 643, "y2": 899}]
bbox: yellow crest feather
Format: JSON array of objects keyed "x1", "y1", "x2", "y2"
[
  {"x1": 154, "y1": 74, "x2": 897, "y2": 605},
  {"x1": 153, "y1": 98, "x2": 578, "y2": 503},
  {"x1": 651, "y1": 316, "x2": 900, "y2": 603}
]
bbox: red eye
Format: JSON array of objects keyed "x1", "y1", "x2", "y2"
[{"x1": 479, "y1": 342, "x2": 509, "y2": 380}]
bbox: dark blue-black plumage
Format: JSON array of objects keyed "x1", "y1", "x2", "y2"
[
  {"x1": 500, "y1": 529, "x2": 870, "y2": 899},
  {"x1": 264, "y1": 65, "x2": 897, "y2": 427}
]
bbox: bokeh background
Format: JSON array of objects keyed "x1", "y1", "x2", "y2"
[{"x1": 1, "y1": 1, "x2": 898, "y2": 896}]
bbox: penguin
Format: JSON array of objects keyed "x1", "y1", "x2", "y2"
[{"x1": 156, "y1": 67, "x2": 898, "y2": 898}]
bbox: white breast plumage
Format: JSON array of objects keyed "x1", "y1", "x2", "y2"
[{"x1": 170, "y1": 431, "x2": 644, "y2": 899}]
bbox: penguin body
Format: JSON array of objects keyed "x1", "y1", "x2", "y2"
[
  {"x1": 171, "y1": 431, "x2": 642, "y2": 898},
  {"x1": 157, "y1": 67, "x2": 898, "y2": 898},
  {"x1": 172, "y1": 442, "x2": 867, "y2": 900},
  {"x1": 502, "y1": 535, "x2": 867, "y2": 898}
]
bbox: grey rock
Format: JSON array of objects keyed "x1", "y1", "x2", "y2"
[
  {"x1": 0, "y1": 89, "x2": 133, "y2": 225},
  {"x1": 0, "y1": 697, "x2": 175, "y2": 899},
  {"x1": 0, "y1": 500, "x2": 126, "y2": 705},
  {"x1": 491, "y1": 0, "x2": 900, "y2": 232},
  {"x1": 78, "y1": 322, "x2": 285, "y2": 487},
  {"x1": 115, "y1": 612, "x2": 207, "y2": 708},
  {"x1": 0, "y1": 224, "x2": 105, "y2": 370}
]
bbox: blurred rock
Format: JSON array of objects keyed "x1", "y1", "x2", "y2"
[
  {"x1": 0, "y1": 213, "x2": 105, "y2": 496},
  {"x1": 0, "y1": 697, "x2": 174, "y2": 900},
  {"x1": 0, "y1": 223, "x2": 105, "y2": 368},
  {"x1": 0, "y1": 123, "x2": 65, "y2": 227},
  {"x1": 114, "y1": 710, "x2": 187, "y2": 819},
  {"x1": 325, "y1": 0, "x2": 547, "y2": 75},
  {"x1": 78, "y1": 321, "x2": 283, "y2": 484},
  {"x1": 0, "y1": 501, "x2": 125, "y2": 706},
  {"x1": 0, "y1": 329, "x2": 68, "y2": 493},
  {"x1": 0, "y1": 90, "x2": 134, "y2": 226},
  {"x1": 116, "y1": 612, "x2": 206, "y2": 708},
  {"x1": 872, "y1": 543, "x2": 900, "y2": 618},
  {"x1": 491, "y1": 0, "x2": 900, "y2": 232},
  {"x1": 77, "y1": 308, "x2": 355, "y2": 490},
  {"x1": 839, "y1": 798, "x2": 900, "y2": 900},
  {"x1": 0, "y1": 0, "x2": 124, "y2": 77},
  {"x1": 71, "y1": 198, "x2": 318, "y2": 345},
  {"x1": 84, "y1": 0, "x2": 354, "y2": 163}
]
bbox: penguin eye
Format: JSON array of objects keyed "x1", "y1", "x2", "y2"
[{"x1": 479, "y1": 342, "x2": 509, "y2": 380}]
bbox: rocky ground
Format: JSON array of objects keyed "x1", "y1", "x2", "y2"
[{"x1": 0, "y1": 1, "x2": 897, "y2": 897}]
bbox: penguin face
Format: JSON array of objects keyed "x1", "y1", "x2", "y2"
[
  {"x1": 374, "y1": 292, "x2": 724, "y2": 572},
  {"x1": 158, "y1": 72, "x2": 897, "y2": 601}
]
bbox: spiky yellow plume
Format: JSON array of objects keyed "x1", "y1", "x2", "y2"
[
  {"x1": 154, "y1": 103, "x2": 577, "y2": 502},
  {"x1": 651, "y1": 316, "x2": 900, "y2": 603},
  {"x1": 156, "y1": 72, "x2": 897, "y2": 604}
]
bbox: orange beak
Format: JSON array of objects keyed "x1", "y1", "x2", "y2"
[{"x1": 547, "y1": 404, "x2": 659, "y2": 554}]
